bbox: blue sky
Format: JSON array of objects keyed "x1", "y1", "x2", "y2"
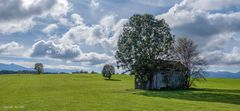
[{"x1": 0, "y1": 0, "x2": 240, "y2": 72}]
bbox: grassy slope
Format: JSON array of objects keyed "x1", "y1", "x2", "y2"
[{"x1": 0, "y1": 74, "x2": 239, "y2": 111}]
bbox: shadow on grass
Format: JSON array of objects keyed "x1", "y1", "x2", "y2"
[
  {"x1": 137, "y1": 88, "x2": 240, "y2": 105},
  {"x1": 104, "y1": 79, "x2": 121, "y2": 81}
]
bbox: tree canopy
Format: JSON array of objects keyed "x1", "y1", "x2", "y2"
[
  {"x1": 174, "y1": 37, "x2": 207, "y2": 88},
  {"x1": 34, "y1": 63, "x2": 44, "y2": 74},
  {"x1": 102, "y1": 64, "x2": 115, "y2": 80},
  {"x1": 115, "y1": 14, "x2": 174, "y2": 89}
]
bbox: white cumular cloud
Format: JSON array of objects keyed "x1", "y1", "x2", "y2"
[
  {"x1": 31, "y1": 40, "x2": 81, "y2": 60},
  {"x1": 71, "y1": 13, "x2": 84, "y2": 26},
  {"x1": 180, "y1": 0, "x2": 240, "y2": 11},
  {"x1": 30, "y1": 39, "x2": 115, "y2": 66},
  {"x1": 90, "y1": 0, "x2": 100, "y2": 9},
  {"x1": 202, "y1": 47, "x2": 240, "y2": 65},
  {"x1": 0, "y1": 41, "x2": 24, "y2": 54},
  {"x1": 31, "y1": 14, "x2": 128, "y2": 66},
  {"x1": 130, "y1": 0, "x2": 181, "y2": 7},
  {"x1": 0, "y1": 18, "x2": 35, "y2": 34},
  {"x1": 61, "y1": 14, "x2": 128, "y2": 51},
  {"x1": 73, "y1": 52, "x2": 115, "y2": 65},
  {"x1": 0, "y1": 0, "x2": 70, "y2": 34},
  {"x1": 156, "y1": 0, "x2": 240, "y2": 66},
  {"x1": 42, "y1": 24, "x2": 58, "y2": 34}
]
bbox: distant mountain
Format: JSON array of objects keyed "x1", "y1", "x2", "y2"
[
  {"x1": 0, "y1": 63, "x2": 31, "y2": 71},
  {"x1": 0, "y1": 63, "x2": 240, "y2": 78},
  {"x1": 206, "y1": 71, "x2": 240, "y2": 78},
  {"x1": 0, "y1": 63, "x2": 75, "y2": 73}
]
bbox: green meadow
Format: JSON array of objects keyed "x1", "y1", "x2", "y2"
[{"x1": 0, "y1": 74, "x2": 239, "y2": 111}]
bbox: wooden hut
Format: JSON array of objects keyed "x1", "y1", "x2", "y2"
[{"x1": 135, "y1": 60, "x2": 187, "y2": 89}]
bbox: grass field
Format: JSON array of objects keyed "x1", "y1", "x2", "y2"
[{"x1": 0, "y1": 74, "x2": 239, "y2": 111}]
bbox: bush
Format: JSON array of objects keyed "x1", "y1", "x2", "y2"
[{"x1": 102, "y1": 64, "x2": 115, "y2": 79}]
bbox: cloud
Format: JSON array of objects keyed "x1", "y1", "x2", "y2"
[
  {"x1": 30, "y1": 14, "x2": 127, "y2": 66},
  {"x1": 202, "y1": 47, "x2": 240, "y2": 65},
  {"x1": 0, "y1": 0, "x2": 70, "y2": 21},
  {"x1": 30, "y1": 39, "x2": 114, "y2": 66},
  {"x1": 61, "y1": 24, "x2": 104, "y2": 45},
  {"x1": 0, "y1": 0, "x2": 70, "y2": 34},
  {"x1": 100, "y1": 18, "x2": 128, "y2": 50},
  {"x1": 179, "y1": 0, "x2": 240, "y2": 11},
  {"x1": 156, "y1": 0, "x2": 240, "y2": 66},
  {"x1": 71, "y1": 13, "x2": 84, "y2": 26},
  {"x1": 130, "y1": 0, "x2": 181, "y2": 7},
  {"x1": 0, "y1": 0, "x2": 54, "y2": 21},
  {"x1": 56, "y1": 13, "x2": 84, "y2": 27},
  {"x1": 204, "y1": 32, "x2": 236, "y2": 51},
  {"x1": 31, "y1": 40, "x2": 81, "y2": 60},
  {"x1": 90, "y1": 0, "x2": 100, "y2": 9},
  {"x1": 61, "y1": 14, "x2": 128, "y2": 51},
  {"x1": 0, "y1": 41, "x2": 24, "y2": 54},
  {"x1": 73, "y1": 52, "x2": 114, "y2": 65},
  {"x1": 42, "y1": 24, "x2": 58, "y2": 34},
  {"x1": 44, "y1": 64, "x2": 89, "y2": 70},
  {"x1": 99, "y1": 15, "x2": 116, "y2": 29},
  {"x1": 0, "y1": 18, "x2": 35, "y2": 34},
  {"x1": 157, "y1": 1, "x2": 240, "y2": 37}
]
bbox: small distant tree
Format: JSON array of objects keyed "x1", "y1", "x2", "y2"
[
  {"x1": 34, "y1": 63, "x2": 44, "y2": 74},
  {"x1": 102, "y1": 64, "x2": 115, "y2": 79},
  {"x1": 91, "y1": 71, "x2": 98, "y2": 74},
  {"x1": 174, "y1": 37, "x2": 207, "y2": 88}
]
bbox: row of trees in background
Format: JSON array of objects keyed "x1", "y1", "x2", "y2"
[
  {"x1": 0, "y1": 70, "x2": 100, "y2": 75},
  {"x1": 0, "y1": 70, "x2": 36, "y2": 74},
  {"x1": 72, "y1": 70, "x2": 98, "y2": 74},
  {"x1": 115, "y1": 14, "x2": 207, "y2": 89},
  {"x1": 0, "y1": 63, "x2": 110, "y2": 75},
  {"x1": 33, "y1": 63, "x2": 99, "y2": 75},
  {"x1": 33, "y1": 63, "x2": 116, "y2": 80},
  {"x1": 0, "y1": 63, "x2": 99, "y2": 75},
  {"x1": 0, "y1": 70, "x2": 68, "y2": 74}
]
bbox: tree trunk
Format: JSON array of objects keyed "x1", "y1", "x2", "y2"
[{"x1": 185, "y1": 71, "x2": 191, "y2": 88}]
